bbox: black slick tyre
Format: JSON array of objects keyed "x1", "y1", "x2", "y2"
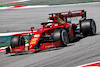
[
  {"x1": 11, "y1": 35, "x2": 25, "y2": 48},
  {"x1": 53, "y1": 29, "x2": 69, "y2": 46},
  {"x1": 80, "y1": 19, "x2": 96, "y2": 36}
]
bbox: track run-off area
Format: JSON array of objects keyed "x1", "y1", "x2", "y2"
[{"x1": 0, "y1": 2, "x2": 100, "y2": 67}]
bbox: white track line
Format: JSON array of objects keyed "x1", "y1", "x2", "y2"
[
  {"x1": 0, "y1": 5, "x2": 49, "y2": 9},
  {"x1": 18, "y1": 0, "x2": 30, "y2": 2},
  {"x1": 15, "y1": 5, "x2": 49, "y2": 9},
  {"x1": 0, "y1": 31, "x2": 31, "y2": 36}
]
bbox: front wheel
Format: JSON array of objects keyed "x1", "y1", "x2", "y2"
[
  {"x1": 11, "y1": 35, "x2": 25, "y2": 48},
  {"x1": 53, "y1": 29, "x2": 69, "y2": 46}
]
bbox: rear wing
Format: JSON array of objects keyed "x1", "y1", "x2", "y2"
[{"x1": 49, "y1": 10, "x2": 86, "y2": 19}]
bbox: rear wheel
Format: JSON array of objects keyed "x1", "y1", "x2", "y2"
[
  {"x1": 80, "y1": 19, "x2": 96, "y2": 36},
  {"x1": 11, "y1": 35, "x2": 25, "y2": 48},
  {"x1": 53, "y1": 29, "x2": 69, "y2": 46}
]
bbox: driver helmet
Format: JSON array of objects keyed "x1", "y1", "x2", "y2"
[{"x1": 46, "y1": 19, "x2": 54, "y2": 28}]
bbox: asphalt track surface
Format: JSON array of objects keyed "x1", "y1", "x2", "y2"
[{"x1": 0, "y1": 3, "x2": 100, "y2": 67}]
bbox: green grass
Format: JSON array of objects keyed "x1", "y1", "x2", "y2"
[
  {"x1": 1, "y1": 0, "x2": 100, "y2": 7},
  {"x1": 0, "y1": 44, "x2": 10, "y2": 48}
]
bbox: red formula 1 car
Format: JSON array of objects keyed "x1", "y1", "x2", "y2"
[{"x1": 6, "y1": 10, "x2": 96, "y2": 54}]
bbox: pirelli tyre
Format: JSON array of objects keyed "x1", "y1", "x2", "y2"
[
  {"x1": 11, "y1": 35, "x2": 25, "y2": 48},
  {"x1": 53, "y1": 29, "x2": 69, "y2": 46},
  {"x1": 80, "y1": 19, "x2": 96, "y2": 36}
]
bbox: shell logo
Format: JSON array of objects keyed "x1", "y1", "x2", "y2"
[
  {"x1": 30, "y1": 41, "x2": 36, "y2": 44},
  {"x1": 32, "y1": 38, "x2": 38, "y2": 41}
]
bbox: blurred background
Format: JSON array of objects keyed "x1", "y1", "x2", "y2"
[{"x1": 0, "y1": 0, "x2": 100, "y2": 6}]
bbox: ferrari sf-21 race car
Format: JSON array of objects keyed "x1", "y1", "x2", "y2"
[{"x1": 6, "y1": 10, "x2": 96, "y2": 54}]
